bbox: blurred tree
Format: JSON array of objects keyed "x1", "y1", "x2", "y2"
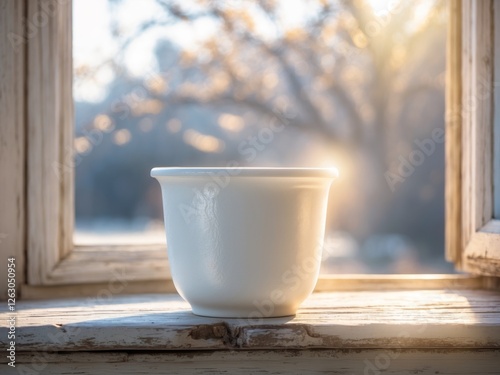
[
  {"x1": 74, "y1": 0, "x2": 448, "y2": 270},
  {"x1": 124, "y1": 0, "x2": 446, "y2": 166},
  {"x1": 116, "y1": 0, "x2": 447, "y2": 239}
]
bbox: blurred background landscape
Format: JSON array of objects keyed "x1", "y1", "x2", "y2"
[{"x1": 73, "y1": 0, "x2": 452, "y2": 273}]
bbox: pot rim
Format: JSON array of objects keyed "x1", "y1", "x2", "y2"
[{"x1": 151, "y1": 167, "x2": 338, "y2": 178}]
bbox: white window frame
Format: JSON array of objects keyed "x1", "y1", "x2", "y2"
[
  {"x1": 446, "y1": 0, "x2": 500, "y2": 276},
  {"x1": 1, "y1": 0, "x2": 499, "y2": 300},
  {"x1": 0, "y1": 1, "x2": 170, "y2": 299}
]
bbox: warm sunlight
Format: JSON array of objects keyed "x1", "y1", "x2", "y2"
[
  {"x1": 72, "y1": 0, "x2": 449, "y2": 274},
  {"x1": 366, "y1": 0, "x2": 398, "y2": 14},
  {"x1": 3, "y1": 1, "x2": 500, "y2": 373}
]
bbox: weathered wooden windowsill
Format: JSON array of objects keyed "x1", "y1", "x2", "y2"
[
  {"x1": 2, "y1": 289, "x2": 500, "y2": 374},
  {"x1": 2, "y1": 289, "x2": 500, "y2": 352}
]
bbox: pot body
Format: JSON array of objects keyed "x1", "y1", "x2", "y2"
[{"x1": 151, "y1": 168, "x2": 336, "y2": 318}]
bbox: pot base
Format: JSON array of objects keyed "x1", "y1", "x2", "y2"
[{"x1": 191, "y1": 305, "x2": 297, "y2": 319}]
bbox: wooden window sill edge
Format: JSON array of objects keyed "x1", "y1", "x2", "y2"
[
  {"x1": 19, "y1": 274, "x2": 498, "y2": 300},
  {"x1": 20, "y1": 272, "x2": 500, "y2": 300},
  {"x1": 1, "y1": 289, "x2": 500, "y2": 355},
  {"x1": 34, "y1": 245, "x2": 500, "y2": 290}
]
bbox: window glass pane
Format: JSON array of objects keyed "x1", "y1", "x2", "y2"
[{"x1": 73, "y1": 0, "x2": 452, "y2": 273}]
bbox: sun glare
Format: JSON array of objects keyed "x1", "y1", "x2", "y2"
[{"x1": 366, "y1": 0, "x2": 400, "y2": 14}]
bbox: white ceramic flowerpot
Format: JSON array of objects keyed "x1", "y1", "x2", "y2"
[{"x1": 151, "y1": 167, "x2": 337, "y2": 318}]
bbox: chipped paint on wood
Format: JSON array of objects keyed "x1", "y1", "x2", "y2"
[
  {"x1": 1, "y1": 290, "x2": 500, "y2": 352},
  {"x1": 1, "y1": 349, "x2": 500, "y2": 374},
  {"x1": 0, "y1": 0, "x2": 25, "y2": 300}
]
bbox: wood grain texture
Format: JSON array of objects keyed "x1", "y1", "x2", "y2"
[
  {"x1": 1, "y1": 290, "x2": 500, "y2": 352},
  {"x1": 46, "y1": 245, "x2": 170, "y2": 285},
  {"x1": 20, "y1": 275, "x2": 485, "y2": 300},
  {"x1": 461, "y1": 0, "x2": 473, "y2": 257},
  {"x1": 445, "y1": 0, "x2": 463, "y2": 266},
  {"x1": 313, "y1": 274, "x2": 484, "y2": 291},
  {"x1": 470, "y1": 0, "x2": 494, "y2": 243},
  {"x1": 461, "y1": 0, "x2": 492, "y2": 248},
  {"x1": 494, "y1": 0, "x2": 500, "y2": 219},
  {"x1": 461, "y1": 0, "x2": 500, "y2": 276},
  {"x1": 21, "y1": 279, "x2": 178, "y2": 300},
  {"x1": 1, "y1": 350, "x2": 500, "y2": 375},
  {"x1": 0, "y1": 0, "x2": 26, "y2": 300},
  {"x1": 464, "y1": 220, "x2": 500, "y2": 276},
  {"x1": 47, "y1": 248, "x2": 479, "y2": 289},
  {"x1": 58, "y1": 0, "x2": 74, "y2": 261},
  {"x1": 26, "y1": 0, "x2": 73, "y2": 285}
]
